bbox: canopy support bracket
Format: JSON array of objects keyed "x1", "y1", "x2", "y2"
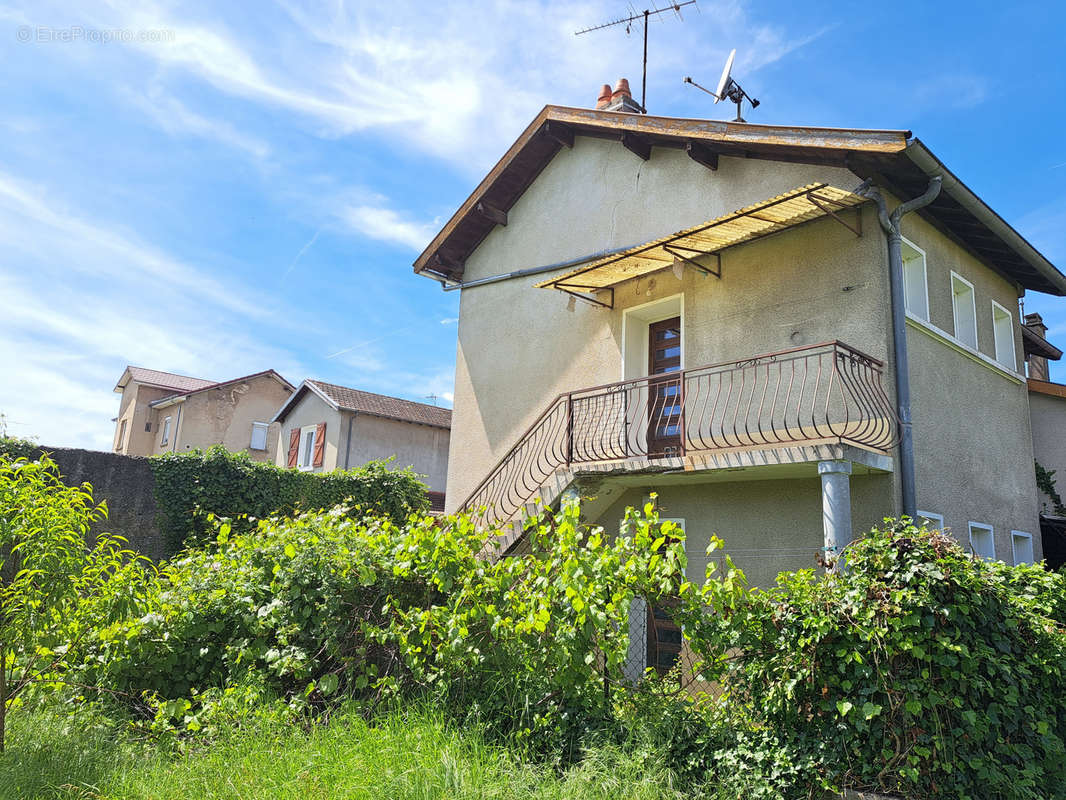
[
  {"x1": 557, "y1": 285, "x2": 614, "y2": 309},
  {"x1": 807, "y1": 191, "x2": 862, "y2": 237},
  {"x1": 662, "y1": 244, "x2": 722, "y2": 279}
]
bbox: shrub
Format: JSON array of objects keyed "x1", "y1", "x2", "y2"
[
  {"x1": 680, "y1": 518, "x2": 1066, "y2": 799},
  {"x1": 0, "y1": 454, "x2": 150, "y2": 752},
  {"x1": 149, "y1": 445, "x2": 427, "y2": 549}
]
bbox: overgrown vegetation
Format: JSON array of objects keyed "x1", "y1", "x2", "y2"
[
  {"x1": 1037, "y1": 460, "x2": 1066, "y2": 516},
  {"x1": 0, "y1": 456, "x2": 149, "y2": 752},
  {"x1": 150, "y1": 445, "x2": 428, "y2": 549},
  {"x1": 2, "y1": 451, "x2": 1066, "y2": 798}
]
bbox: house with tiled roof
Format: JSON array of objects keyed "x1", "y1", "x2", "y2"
[
  {"x1": 271, "y1": 379, "x2": 451, "y2": 508},
  {"x1": 415, "y1": 75, "x2": 1066, "y2": 629},
  {"x1": 112, "y1": 366, "x2": 295, "y2": 462}
]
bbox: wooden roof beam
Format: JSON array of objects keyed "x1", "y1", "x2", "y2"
[
  {"x1": 685, "y1": 141, "x2": 719, "y2": 171},
  {"x1": 475, "y1": 201, "x2": 507, "y2": 227},
  {"x1": 620, "y1": 132, "x2": 651, "y2": 161},
  {"x1": 542, "y1": 121, "x2": 574, "y2": 149}
]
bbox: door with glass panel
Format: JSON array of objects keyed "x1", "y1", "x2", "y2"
[{"x1": 647, "y1": 317, "x2": 682, "y2": 457}]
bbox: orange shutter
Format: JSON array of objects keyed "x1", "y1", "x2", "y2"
[
  {"x1": 287, "y1": 428, "x2": 300, "y2": 468},
  {"x1": 313, "y1": 422, "x2": 326, "y2": 467}
]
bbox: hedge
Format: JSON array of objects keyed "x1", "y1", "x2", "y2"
[{"x1": 149, "y1": 445, "x2": 428, "y2": 549}]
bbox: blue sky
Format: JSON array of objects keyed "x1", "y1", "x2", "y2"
[{"x1": 1, "y1": 0, "x2": 1064, "y2": 449}]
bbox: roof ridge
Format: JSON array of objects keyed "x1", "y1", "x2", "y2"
[{"x1": 308, "y1": 378, "x2": 450, "y2": 412}]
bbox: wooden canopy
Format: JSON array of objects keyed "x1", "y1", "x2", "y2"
[{"x1": 533, "y1": 183, "x2": 865, "y2": 307}]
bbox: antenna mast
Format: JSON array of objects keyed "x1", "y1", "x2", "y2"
[{"x1": 575, "y1": 1, "x2": 696, "y2": 113}]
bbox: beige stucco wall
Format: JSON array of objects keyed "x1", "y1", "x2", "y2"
[
  {"x1": 150, "y1": 375, "x2": 292, "y2": 462},
  {"x1": 339, "y1": 411, "x2": 450, "y2": 493},
  {"x1": 899, "y1": 211, "x2": 1041, "y2": 560},
  {"x1": 274, "y1": 392, "x2": 343, "y2": 472},
  {"x1": 446, "y1": 136, "x2": 893, "y2": 511},
  {"x1": 593, "y1": 473, "x2": 894, "y2": 588},
  {"x1": 113, "y1": 384, "x2": 173, "y2": 456},
  {"x1": 1030, "y1": 389, "x2": 1066, "y2": 513}
]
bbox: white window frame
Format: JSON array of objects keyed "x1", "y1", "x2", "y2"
[
  {"x1": 951, "y1": 271, "x2": 978, "y2": 350},
  {"x1": 160, "y1": 416, "x2": 172, "y2": 446},
  {"x1": 991, "y1": 300, "x2": 1016, "y2": 371},
  {"x1": 901, "y1": 237, "x2": 930, "y2": 323},
  {"x1": 116, "y1": 419, "x2": 127, "y2": 451},
  {"x1": 298, "y1": 424, "x2": 317, "y2": 471},
  {"x1": 916, "y1": 510, "x2": 943, "y2": 530},
  {"x1": 968, "y1": 521, "x2": 995, "y2": 561},
  {"x1": 250, "y1": 421, "x2": 269, "y2": 451},
  {"x1": 1011, "y1": 531, "x2": 1034, "y2": 566}
]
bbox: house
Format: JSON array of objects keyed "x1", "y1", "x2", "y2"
[
  {"x1": 271, "y1": 380, "x2": 451, "y2": 509},
  {"x1": 1024, "y1": 313, "x2": 1066, "y2": 567},
  {"x1": 414, "y1": 78, "x2": 1066, "y2": 603},
  {"x1": 112, "y1": 366, "x2": 295, "y2": 462}
]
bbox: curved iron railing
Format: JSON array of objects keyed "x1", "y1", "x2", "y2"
[{"x1": 461, "y1": 341, "x2": 898, "y2": 526}]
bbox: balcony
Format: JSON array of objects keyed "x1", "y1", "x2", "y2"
[{"x1": 462, "y1": 341, "x2": 898, "y2": 526}]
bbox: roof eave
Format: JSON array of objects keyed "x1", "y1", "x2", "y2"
[
  {"x1": 904, "y1": 140, "x2": 1066, "y2": 297},
  {"x1": 271, "y1": 380, "x2": 341, "y2": 424}
]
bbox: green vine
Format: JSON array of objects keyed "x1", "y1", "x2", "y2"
[{"x1": 1036, "y1": 461, "x2": 1066, "y2": 516}]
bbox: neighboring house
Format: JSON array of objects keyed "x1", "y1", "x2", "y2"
[
  {"x1": 112, "y1": 366, "x2": 295, "y2": 462},
  {"x1": 1024, "y1": 313, "x2": 1066, "y2": 567},
  {"x1": 271, "y1": 380, "x2": 451, "y2": 509},
  {"x1": 414, "y1": 76, "x2": 1066, "y2": 620}
]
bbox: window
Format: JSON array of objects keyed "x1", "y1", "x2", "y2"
[
  {"x1": 991, "y1": 301, "x2": 1016, "y2": 370},
  {"x1": 299, "y1": 426, "x2": 316, "y2": 470},
  {"x1": 951, "y1": 272, "x2": 978, "y2": 350},
  {"x1": 901, "y1": 238, "x2": 929, "y2": 322},
  {"x1": 116, "y1": 419, "x2": 127, "y2": 451},
  {"x1": 968, "y1": 522, "x2": 995, "y2": 560},
  {"x1": 1011, "y1": 531, "x2": 1034, "y2": 566},
  {"x1": 916, "y1": 510, "x2": 943, "y2": 530},
  {"x1": 160, "y1": 416, "x2": 172, "y2": 446},
  {"x1": 250, "y1": 421, "x2": 269, "y2": 451}
]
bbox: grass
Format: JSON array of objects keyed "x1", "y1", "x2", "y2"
[{"x1": 0, "y1": 703, "x2": 687, "y2": 800}]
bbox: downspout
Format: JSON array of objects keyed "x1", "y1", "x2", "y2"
[
  {"x1": 172, "y1": 401, "x2": 183, "y2": 453},
  {"x1": 344, "y1": 412, "x2": 354, "y2": 470},
  {"x1": 856, "y1": 176, "x2": 942, "y2": 518}
]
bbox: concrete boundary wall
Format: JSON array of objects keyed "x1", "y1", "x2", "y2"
[{"x1": 14, "y1": 445, "x2": 167, "y2": 561}]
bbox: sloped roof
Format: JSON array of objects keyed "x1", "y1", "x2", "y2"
[
  {"x1": 115, "y1": 366, "x2": 215, "y2": 393},
  {"x1": 413, "y1": 105, "x2": 1066, "y2": 296},
  {"x1": 149, "y1": 369, "x2": 296, "y2": 408},
  {"x1": 273, "y1": 379, "x2": 452, "y2": 429}
]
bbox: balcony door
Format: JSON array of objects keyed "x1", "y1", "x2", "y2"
[{"x1": 647, "y1": 317, "x2": 682, "y2": 457}]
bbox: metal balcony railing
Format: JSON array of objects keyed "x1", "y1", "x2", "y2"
[{"x1": 461, "y1": 341, "x2": 898, "y2": 526}]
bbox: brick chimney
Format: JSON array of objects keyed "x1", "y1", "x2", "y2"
[
  {"x1": 1025, "y1": 312, "x2": 1051, "y2": 381},
  {"x1": 595, "y1": 78, "x2": 643, "y2": 113}
]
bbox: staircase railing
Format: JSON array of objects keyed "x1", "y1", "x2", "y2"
[{"x1": 461, "y1": 341, "x2": 897, "y2": 526}]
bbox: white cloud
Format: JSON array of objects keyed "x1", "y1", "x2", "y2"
[
  {"x1": 0, "y1": 171, "x2": 269, "y2": 318},
  {"x1": 126, "y1": 87, "x2": 271, "y2": 158},
  {"x1": 340, "y1": 204, "x2": 436, "y2": 251}
]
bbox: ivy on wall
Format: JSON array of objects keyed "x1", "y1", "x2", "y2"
[
  {"x1": 148, "y1": 446, "x2": 429, "y2": 550},
  {"x1": 1036, "y1": 461, "x2": 1066, "y2": 516}
]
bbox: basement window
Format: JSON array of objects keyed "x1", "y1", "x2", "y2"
[
  {"x1": 951, "y1": 272, "x2": 978, "y2": 350},
  {"x1": 916, "y1": 510, "x2": 943, "y2": 530},
  {"x1": 992, "y1": 301, "x2": 1016, "y2": 370},
  {"x1": 968, "y1": 522, "x2": 995, "y2": 560},
  {"x1": 1011, "y1": 531, "x2": 1034, "y2": 566},
  {"x1": 160, "y1": 416, "x2": 172, "y2": 446},
  {"x1": 901, "y1": 238, "x2": 929, "y2": 322},
  {"x1": 250, "y1": 421, "x2": 269, "y2": 451}
]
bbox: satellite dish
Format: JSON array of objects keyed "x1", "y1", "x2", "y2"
[{"x1": 713, "y1": 48, "x2": 736, "y2": 104}]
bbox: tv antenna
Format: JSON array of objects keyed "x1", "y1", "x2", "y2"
[
  {"x1": 684, "y1": 48, "x2": 760, "y2": 122},
  {"x1": 576, "y1": 1, "x2": 697, "y2": 113}
]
